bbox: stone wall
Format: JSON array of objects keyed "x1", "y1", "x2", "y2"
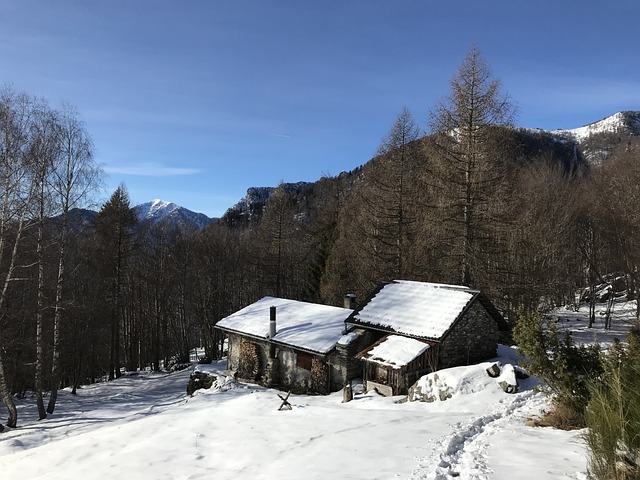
[
  {"x1": 329, "y1": 328, "x2": 374, "y2": 390},
  {"x1": 277, "y1": 349, "x2": 312, "y2": 390},
  {"x1": 226, "y1": 333, "x2": 242, "y2": 372},
  {"x1": 228, "y1": 334, "x2": 328, "y2": 392},
  {"x1": 437, "y1": 301, "x2": 499, "y2": 369},
  {"x1": 224, "y1": 329, "x2": 377, "y2": 394},
  {"x1": 227, "y1": 333, "x2": 271, "y2": 383}
]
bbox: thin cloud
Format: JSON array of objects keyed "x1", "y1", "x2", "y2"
[
  {"x1": 268, "y1": 133, "x2": 292, "y2": 139},
  {"x1": 104, "y1": 163, "x2": 202, "y2": 177}
]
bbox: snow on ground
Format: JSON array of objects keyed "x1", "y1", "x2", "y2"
[
  {"x1": 549, "y1": 111, "x2": 633, "y2": 142},
  {"x1": 555, "y1": 297, "x2": 637, "y2": 347},
  {"x1": 1, "y1": 351, "x2": 587, "y2": 480}
]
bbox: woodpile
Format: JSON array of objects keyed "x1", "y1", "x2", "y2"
[
  {"x1": 238, "y1": 342, "x2": 262, "y2": 380},
  {"x1": 311, "y1": 357, "x2": 329, "y2": 394}
]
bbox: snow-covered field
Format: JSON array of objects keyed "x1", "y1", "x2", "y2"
[
  {"x1": 2, "y1": 299, "x2": 634, "y2": 479},
  {"x1": 0, "y1": 351, "x2": 586, "y2": 480},
  {"x1": 555, "y1": 298, "x2": 637, "y2": 347}
]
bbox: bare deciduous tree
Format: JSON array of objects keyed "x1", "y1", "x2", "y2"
[
  {"x1": 0, "y1": 88, "x2": 38, "y2": 428},
  {"x1": 47, "y1": 104, "x2": 100, "y2": 414},
  {"x1": 360, "y1": 107, "x2": 422, "y2": 282},
  {"x1": 426, "y1": 46, "x2": 516, "y2": 287}
]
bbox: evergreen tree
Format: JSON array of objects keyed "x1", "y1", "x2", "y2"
[
  {"x1": 93, "y1": 185, "x2": 136, "y2": 380},
  {"x1": 586, "y1": 332, "x2": 640, "y2": 479}
]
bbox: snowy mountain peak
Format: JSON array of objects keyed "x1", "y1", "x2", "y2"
[
  {"x1": 551, "y1": 111, "x2": 640, "y2": 142},
  {"x1": 134, "y1": 200, "x2": 213, "y2": 231},
  {"x1": 136, "y1": 199, "x2": 180, "y2": 222}
]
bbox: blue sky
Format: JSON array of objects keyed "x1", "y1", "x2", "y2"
[{"x1": 2, "y1": 1, "x2": 639, "y2": 217}]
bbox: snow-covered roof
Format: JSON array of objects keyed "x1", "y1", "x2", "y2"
[
  {"x1": 348, "y1": 280, "x2": 479, "y2": 340},
  {"x1": 216, "y1": 297, "x2": 352, "y2": 354},
  {"x1": 359, "y1": 335, "x2": 430, "y2": 369}
]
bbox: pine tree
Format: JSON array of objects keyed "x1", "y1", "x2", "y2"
[{"x1": 94, "y1": 185, "x2": 136, "y2": 380}]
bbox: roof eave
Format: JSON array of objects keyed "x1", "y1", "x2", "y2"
[
  {"x1": 270, "y1": 338, "x2": 334, "y2": 357},
  {"x1": 215, "y1": 324, "x2": 268, "y2": 343},
  {"x1": 216, "y1": 324, "x2": 336, "y2": 357},
  {"x1": 345, "y1": 319, "x2": 443, "y2": 342}
]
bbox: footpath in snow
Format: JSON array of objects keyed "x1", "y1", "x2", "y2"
[{"x1": 0, "y1": 347, "x2": 589, "y2": 480}]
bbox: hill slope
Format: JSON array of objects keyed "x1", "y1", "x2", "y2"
[{"x1": 538, "y1": 111, "x2": 640, "y2": 166}]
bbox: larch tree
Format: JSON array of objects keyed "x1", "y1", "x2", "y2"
[
  {"x1": 360, "y1": 106, "x2": 421, "y2": 282},
  {"x1": 426, "y1": 46, "x2": 516, "y2": 287},
  {"x1": 505, "y1": 160, "x2": 582, "y2": 313},
  {"x1": 252, "y1": 185, "x2": 300, "y2": 299}
]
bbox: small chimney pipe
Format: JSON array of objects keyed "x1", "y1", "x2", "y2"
[
  {"x1": 344, "y1": 294, "x2": 356, "y2": 310},
  {"x1": 269, "y1": 306, "x2": 277, "y2": 338}
]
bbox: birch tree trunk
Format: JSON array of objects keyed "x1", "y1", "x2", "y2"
[
  {"x1": 0, "y1": 88, "x2": 37, "y2": 428},
  {"x1": 47, "y1": 104, "x2": 97, "y2": 414}
]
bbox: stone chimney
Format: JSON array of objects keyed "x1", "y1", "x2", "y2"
[
  {"x1": 344, "y1": 294, "x2": 356, "y2": 310},
  {"x1": 269, "y1": 306, "x2": 277, "y2": 338}
]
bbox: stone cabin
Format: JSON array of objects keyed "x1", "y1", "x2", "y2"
[
  {"x1": 215, "y1": 296, "x2": 356, "y2": 393},
  {"x1": 345, "y1": 280, "x2": 509, "y2": 396}
]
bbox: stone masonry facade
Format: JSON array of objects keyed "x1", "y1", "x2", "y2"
[{"x1": 436, "y1": 301, "x2": 499, "y2": 369}]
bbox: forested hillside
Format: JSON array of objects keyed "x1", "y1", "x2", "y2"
[{"x1": 1, "y1": 49, "x2": 640, "y2": 428}]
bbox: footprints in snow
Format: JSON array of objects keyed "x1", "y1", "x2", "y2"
[{"x1": 414, "y1": 393, "x2": 535, "y2": 480}]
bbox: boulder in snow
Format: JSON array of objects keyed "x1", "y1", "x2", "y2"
[
  {"x1": 496, "y1": 363, "x2": 518, "y2": 394},
  {"x1": 514, "y1": 366, "x2": 529, "y2": 380},
  {"x1": 187, "y1": 371, "x2": 215, "y2": 396},
  {"x1": 486, "y1": 363, "x2": 501, "y2": 378},
  {"x1": 407, "y1": 373, "x2": 453, "y2": 403}
]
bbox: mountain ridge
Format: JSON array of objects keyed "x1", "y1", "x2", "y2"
[
  {"x1": 223, "y1": 111, "x2": 640, "y2": 222},
  {"x1": 87, "y1": 110, "x2": 639, "y2": 233},
  {"x1": 531, "y1": 110, "x2": 640, "y2": 166},
  {"x1": 134, "y1": 199, "x2": 214, "y2": 231},
  {"x1": 549, "y1": 111, "x2": 640, "y2": 142}
]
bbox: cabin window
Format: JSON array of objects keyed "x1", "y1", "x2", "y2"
[
  {"x1": 376, "y1": 365, "x2": 389, "y2": 384},
  {"x1": 296, "y1": 351, "x2": 313, "y2": 370}
]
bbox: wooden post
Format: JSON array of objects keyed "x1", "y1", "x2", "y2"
[{"x1": 342, "y1": 382, "x2": 353, "y2": 403}]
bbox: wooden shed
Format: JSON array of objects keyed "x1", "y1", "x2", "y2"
[{"x1": 356, "y1": 335, "x2": 436, "y2": 396}]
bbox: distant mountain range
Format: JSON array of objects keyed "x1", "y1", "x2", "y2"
[
  {"x1": 135, "y1": 199, "x2": 213, "y2": 231},
  {"x1": 532, "y1": 111, "x2": 640, "y2": 166},
  {"x1": 222, "y1": 182, "x2": 312, "y2": 226},
  {"x1": 221, "y1": 111, "x2": 640, "y2": 223},
  {"x1": 65, "y1": 111, "x2": 640, "y2": 235},
  {"x1": 550, "y1": 111, "x2": 640, "y2": 141},
  {"x1": 62, "y1": 200, "x2": 214, "y2": 235}
]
